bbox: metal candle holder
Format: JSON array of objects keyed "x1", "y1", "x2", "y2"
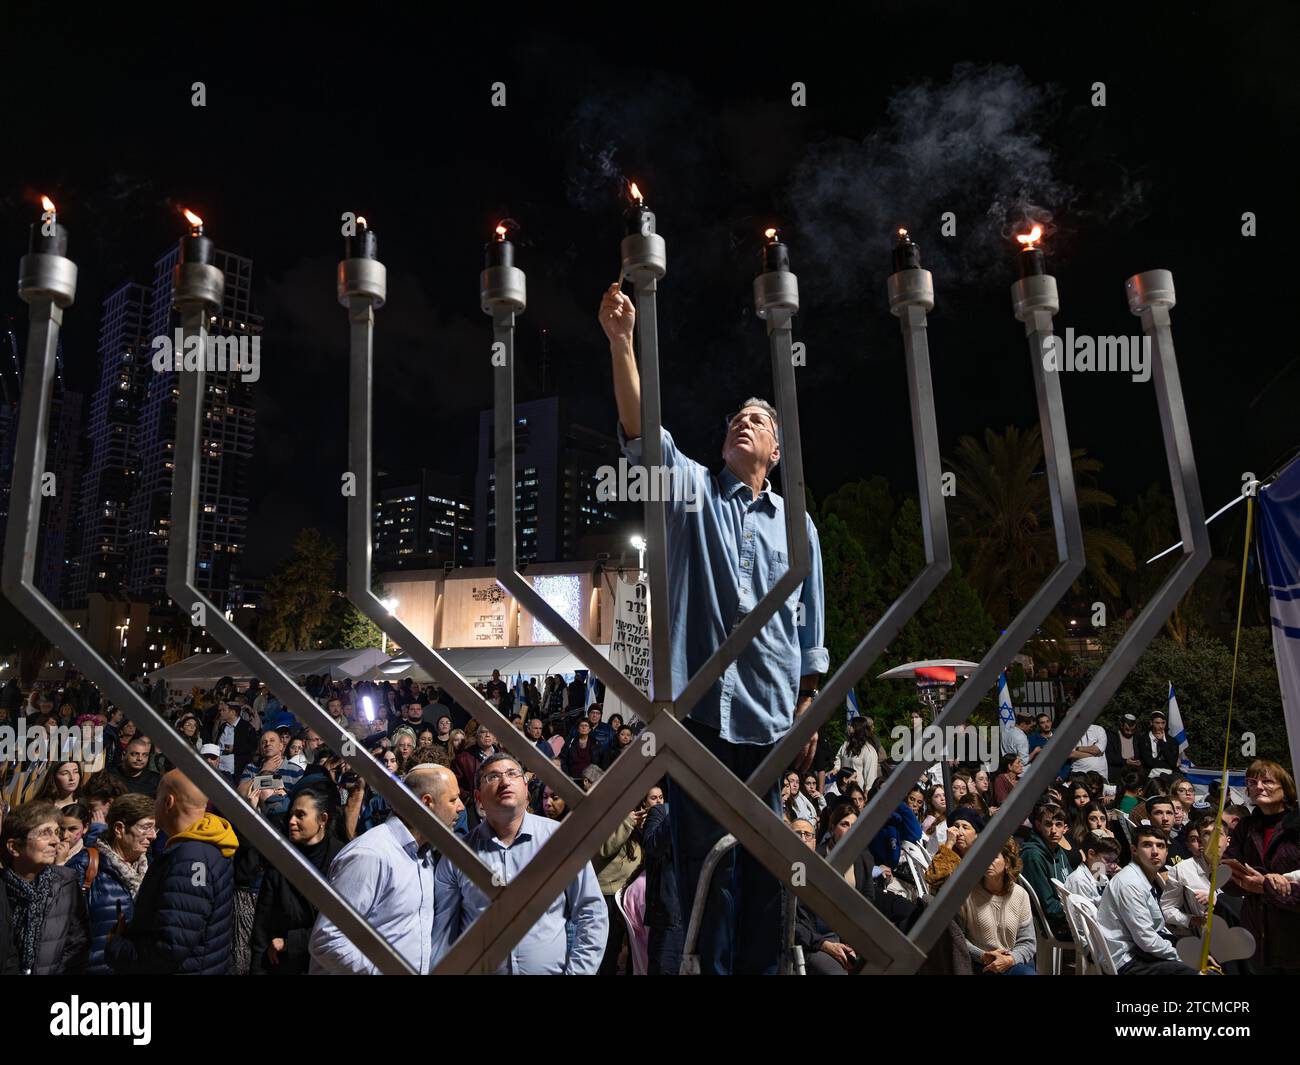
[
  {"x1": 6, "y1": 200, "x2": 1209, "y2": 975},
  {"x1": 4, "y1": 228, "x2": 421, "y2": 975}
]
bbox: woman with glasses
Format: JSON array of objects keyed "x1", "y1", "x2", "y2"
[
  {"x1": 69, "y1": 793, "x2": 155, "y2": 974},
  {"x1": 1223, "y1": 759, "x2": 1300, "y2": 973},
  {"x1": 1, "y1": 801, "x2": 89, "y2": 974}
]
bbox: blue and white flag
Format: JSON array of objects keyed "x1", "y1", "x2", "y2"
[
  {"x1": 1258, "y1": 457, "x2": 1300, "y2": 776},
  {"x1": 586, "y1": 669, "x2": 599, "y2": 709},
  {"x1": 997, "y1": 671, "x2": 1015, "y2": 727},
  {"x1": 846, "y1": 688, "x2": 861, "y2": 721},
  {"x1": 1167, "y1": 681, "x2": 1190, "y2": 765}
]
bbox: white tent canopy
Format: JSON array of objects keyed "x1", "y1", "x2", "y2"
[
  {"x1": 362, "y1": 645, "x2": 612, "y2": 684},
  {"x1": 149, "y1": 648, "x2": 391, "y2": 689}
]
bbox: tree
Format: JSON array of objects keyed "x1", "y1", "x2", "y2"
[
  {"x1": 945, "y1": 425, "x2": 1135, "y2": 652},
  {"x1": 258, "y1": 529, "x2": 341, "y2": 651},
  {"x1": 1113, "y1": 483, "x2": 1209, "y2": 645},
  {"x1": 1095, "y1": 620, "x2": 1289, "y2": 771},
  {"x1": 316, "y1": 579, "x2": 390, "y2": 651},
  {"x1": 810, "y1": 502, "x2": 884, "y2": 756}
]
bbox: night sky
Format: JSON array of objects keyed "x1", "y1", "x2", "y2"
[{"x1": 3, "y1": 5, "x2": 1296, "y2": 578}]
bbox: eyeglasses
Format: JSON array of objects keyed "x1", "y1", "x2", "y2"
[
  {"x1": 481, "y1": 768, "x2": 524, "y2": 785},
  {"x1": 725, "y1": 411, "x2": 777, "y2": 437},
  {"x1": 1245, "y1": 778, "x2": 1277, "y2": 789},
  {"x1": 129, "y1": 822, "x2": 158, "y2": 838},
  {"x1": 27, "y1": 827, "x2": 60, "y2": 841},
  {"x1": 792, "y1": 829, "x2": 816, "y2": 840}
]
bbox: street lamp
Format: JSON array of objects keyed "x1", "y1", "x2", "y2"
[
  {"x1": 629, "y1": 535, "x2": 647, "y2": 574},
  {"x1": 381, "y1": 597, "x2": 398, "y2": 654}
]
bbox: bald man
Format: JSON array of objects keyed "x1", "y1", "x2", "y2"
[
  {"x1": 310, "y1": 764, "x2": 464, "y2": 975},
  {"x1": 105, "y1": 769, "x2": 238, "y2": 975}
]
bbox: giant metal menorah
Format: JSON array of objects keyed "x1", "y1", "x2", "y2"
[{"x1": 5, "y1": 203, "x2": 1208, "y2": 974}]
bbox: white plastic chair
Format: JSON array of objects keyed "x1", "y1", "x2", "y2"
[
  {"x1": 1052, "y1": 878, "x2": 1091, "y2": 975},
  {"x1": 1018, "y1": 874, "x2": 1077, "y2": 977},
  {"x1": 899, "y1": 840, "x2": 932, "y2": 901},
  {"x1": 1075, "y1": 898, "x2": 1118, "y2": 975}
]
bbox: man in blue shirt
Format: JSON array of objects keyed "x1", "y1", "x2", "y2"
[
  {"x1": 309, "y1": 763, "x2": 463, "y2": 974},
  {"x1": 431, "y1": 753, "x2": 607, "y2": 973},
  {"x1": 598, "y1": 285, "x2": 829, "y2": 974}
]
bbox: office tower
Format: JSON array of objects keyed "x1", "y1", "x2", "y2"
[
  {"x1": 474, "y1": 396, "x2": 626, "y2": 566},
  {"x1": 374, "y1": 467, "x2": 474, "y2": 571},
  {"x1": 67, "y1": 283, "x2": 151, "y2": 607},
  {"x1": 127, "y1": 247, "x2": 260, "y2": 609}
]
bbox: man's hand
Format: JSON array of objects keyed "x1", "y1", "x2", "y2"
[
  {"x1": 598, "y1": 284, "x2": 635, "y2": 348},
  {"x1": 819, "y1": 940, "x2": 856, "y2": 970},
  {"x1": 262, "y1": 753, "x2": 284, "y2": 773},
  {"x1": 982, "y1": 948, "x2": 1015, "y2": 974}
]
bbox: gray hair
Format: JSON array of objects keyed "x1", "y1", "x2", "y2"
[{"x1": 732, "y1": 397, "x2": 781, "y2": 470}]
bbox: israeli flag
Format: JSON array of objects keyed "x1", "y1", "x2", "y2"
[
  {"x1": 846, "y1": 688, "x2": 861, "y2": 721},
  {"x1": 1258, "y1": 456, "x2": 1300, "y2": 779},
  {"x1": 997, "y1": 671, "x2": 1015, "y2": 726},
  {"x1": 1167, "y1": 681, "x2": 1191, "y2": 765},
  {"x1": 586, "y1": 669, "x2": 599, "y2": 709}
]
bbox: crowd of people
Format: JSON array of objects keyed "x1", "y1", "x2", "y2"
[{"x1": 0, "y1": 666, "x2": 1296, "y2": 976}]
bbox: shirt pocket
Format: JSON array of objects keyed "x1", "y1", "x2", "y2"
[{"x1": 765, "y1": 550, "x2": 802, "y2": 612}]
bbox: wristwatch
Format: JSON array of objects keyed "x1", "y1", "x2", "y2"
[{"x1": 798, "y1": 688, "x2": 819, "y2": 701}]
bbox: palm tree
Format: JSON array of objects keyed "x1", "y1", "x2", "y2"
[{"x1": 945, "y1": 426, "x2": 1134, "y2": 648}]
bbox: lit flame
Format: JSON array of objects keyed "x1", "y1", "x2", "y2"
[
  {"x1": 182, "y1": 208, "x2": 204, "y2": 229},
  {"x1": 356, "y1": 215, "x2": 367, "y2": 227},
  {"x1": 495, "y1": 222, "x2": 508, "y2": 240},
  {"x1": 41, "y1": 195, "x2": 56, "y2": 214},
  {"x1": 898, "y1": 227, "x2": 908, "y2": 238},
  {"x1": 629, "y1": 181, "x2": 643, "y2": 204},
  {"x1": 1016, "y1": 224, "x2": 1043, "y2": 248},
  {"x1": 764, "y1": 227, "x2": 778, "y2": 240}
]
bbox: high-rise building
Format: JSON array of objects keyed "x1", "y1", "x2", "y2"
[
  {"x1": 67, "y1": 283, "x2": 151, "y2": 607},
  {"x1": 374, "y1": 468, "x2": 474, "y2": 571},
  {"x1": 126, "y1": 247, "x2": 259, "y2": 609},
  {"x1": 474, "y1": 397, "x2": 627, "y2": 566},
  {"x1": 0, "y1": 313, "x2": 83, "y2": 608}
]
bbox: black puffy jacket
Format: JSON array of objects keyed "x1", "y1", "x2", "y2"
[{"x1": 104, "y1": 836, "x2": 234, "y2": 975}]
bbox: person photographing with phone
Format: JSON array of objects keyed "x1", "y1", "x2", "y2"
[{"x1": 598, "y1": 282, "x2": 828, "y2": 976}]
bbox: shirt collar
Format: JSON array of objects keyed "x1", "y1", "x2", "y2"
[
  {"x1": 385, "y1": 816, "x2": 425, "y2": 860},
  {"x1": 719, "y1": 465, "x2": 780, "y2": 512},
  {"x1": 479, "y1": 811, "x2": 536, "y2": 851}
]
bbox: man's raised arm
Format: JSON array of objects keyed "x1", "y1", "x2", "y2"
[{"x1": 598, "y1": 282, "x2": 641, "y2": 439}]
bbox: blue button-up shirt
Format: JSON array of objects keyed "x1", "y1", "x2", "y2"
[
  {"x1": 431, "y1": 811, "x2": 607, "y2": 974},
  {"x1": 620, "y1": 425, "x2": 829, "y2": 745},
  {"x1": 308, "y1": 817, "x2": 437, "y2": 975}
]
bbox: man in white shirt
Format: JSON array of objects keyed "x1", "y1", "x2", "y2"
[
  {"x1": 1068, "y1": 722, "x2": 1108, "y2": 781},
  {"x1": 1096, "y1": 825, "x2": 1198, "y2": 974},
  {"x1": 1063, "y1": 830, "x2": 1121, "y2": 902},
  {"x1": 309, "y1": 764, "x2": 463, "y2": 974},
  {"x1": 1001, "y1": 710, "x2": 1033, "y2": 762},
  {"x1": 1161, "y1": 818, "x2": 1222, "y2": 936}
]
